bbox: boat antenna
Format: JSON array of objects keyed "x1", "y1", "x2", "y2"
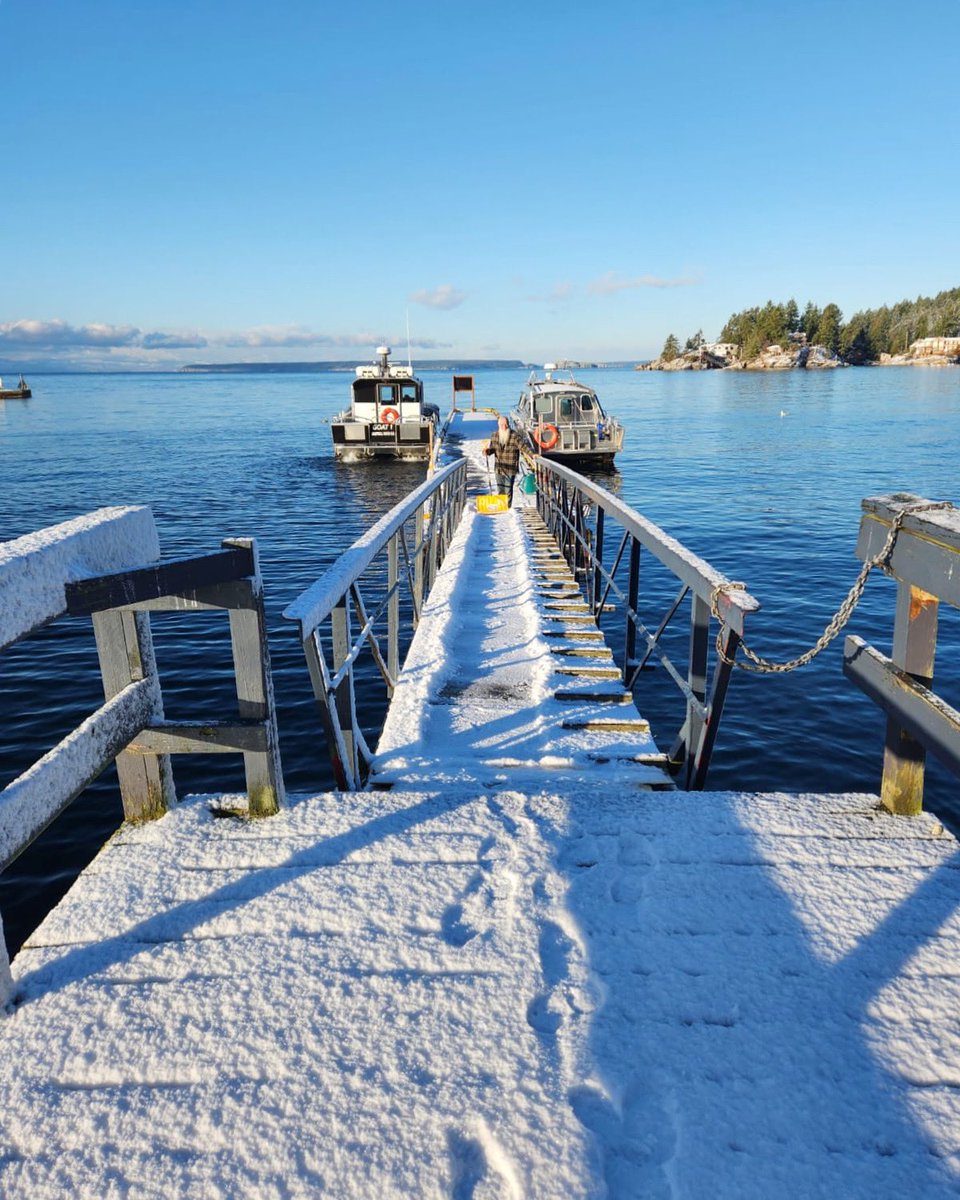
[{"x1": 406, "y1": 308, "x2": 412, "y2": 372}]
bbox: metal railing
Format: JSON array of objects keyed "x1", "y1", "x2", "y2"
[
  {"x1": 284, "y1": 460, "x2": 468, "y2": 790},
  {"x1": 843, "y1": 492, "x2": 960, "y2": 814},
  {"x1": 533, "y1": 459, "x2": 761, "y2": 788}
]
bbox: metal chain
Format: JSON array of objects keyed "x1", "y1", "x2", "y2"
[{"x1": 710, "y1": 500, "x2": 955, "y2": 674}]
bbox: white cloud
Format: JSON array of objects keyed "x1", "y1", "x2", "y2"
[
  {"x1": 410, "y1": 285, "x2": 467, "y2": 311},
  {"x1": 587, "y1": 272, "x2": 701, "y2": 296},
  {"x1": 0, "y1": 319, "x2": 142, "y2": 348},
  {"x1": 0, "y1": 317, "x2": 451, "y2": 363}
]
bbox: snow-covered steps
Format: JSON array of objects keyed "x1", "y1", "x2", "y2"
[{"x1": 4, "y1": 787, "x2": 960, "y2": 1197}]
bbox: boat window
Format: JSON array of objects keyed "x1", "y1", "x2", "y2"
[
  {"x1": 579, "y1": 394, "x2": 594, "y2": 411},
  {"x1": 534, "y1": 396, "x2": 553, "y2": 416},
  {"x1": 353, "y1": 380, "x2": 377, "y2": 405},
  {"x1": 379, "y1": 384, "x2": 397, "y2": 404},
  {"x1": 558, "y1": 396, "x2": 573, "y2": 418},
  {"x1": 400, "y1": 383, "x2": 419, "y2": 404}
]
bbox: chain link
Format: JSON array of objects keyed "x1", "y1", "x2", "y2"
[{"x1": 710, "y1": 500, "x2": 955, "y2": 674}]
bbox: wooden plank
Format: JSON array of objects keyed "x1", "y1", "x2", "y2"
[
  {"x1": 554, "y1": 666, "x2": 622, "y2": 678},
  {"x1": 92, "y1": 610, "x2": 175, "y2": 822},
  {"x1": 0, "y1": 679, "x2": 154, "y2": 871},
  {"x1": 550, "y1": 646, "x2": 614, "y2": 658},
  {"x1": 127, "y1": 723, "x2": 269, "y2": 755},
  {"x1": 223, "y1": 539, "x2": 284, "y2": 817},
  {"x1": 0, "y1": 506, "x2": 159, "y2": 649},
  {"x1": 561, "y1": 717, "x2": 651, "y2": 732},
  {"x1": 844, "y1": 635, "x2": 960, "y2": 784},
  {"x1": 856, "y1": 496, "x2": 960, "y2": 608},
  {"x1": 879, "y1": 582, "x2": 939, "y2": 814},
  {"x1": 65, "y1": 547, "x2": 254, "y2": 615}
]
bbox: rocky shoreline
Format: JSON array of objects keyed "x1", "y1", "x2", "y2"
[{"x1": 639, "y1": 337, "x2": 960, "y2": 372}]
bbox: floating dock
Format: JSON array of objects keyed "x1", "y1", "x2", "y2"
[{"x1": 2, "y1": 413, "x2": 960, "y2": 1196}]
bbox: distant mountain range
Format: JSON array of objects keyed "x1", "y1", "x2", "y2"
[{"x1": 179, "y1": 359, "x2": 530, "y2": 374}]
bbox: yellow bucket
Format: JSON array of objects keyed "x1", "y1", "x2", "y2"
[{"x1": 476, "y1": 494, "x2": 508, "y2": 514}]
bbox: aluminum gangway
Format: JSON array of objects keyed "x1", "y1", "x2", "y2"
[{"x1": 2, "y1": 417, "x2": 960, "y2": 1196}]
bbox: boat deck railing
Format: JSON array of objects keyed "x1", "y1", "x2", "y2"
[
  {"x1": 282, "y1": 459, "x2": 468, "y2": 790},
  {"x1": 533, "y1": 458, "x2": 761, "y2": 788}
]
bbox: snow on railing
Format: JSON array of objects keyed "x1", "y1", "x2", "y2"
[
  {"x1": 0, "y1": 511, "x2": 284, "y2": 1007},
  {"x1": 284, "y1": 460, "x2": 468, "y2": 790},
  {"x1": 844, "y1": 493, "x2": 960, "y2": 814},
  {"x1": 533, "y1": 459, "x2": 761, "y2": 789}
]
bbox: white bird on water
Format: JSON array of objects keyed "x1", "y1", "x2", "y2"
[{"x1": 779, "y1": 409, "x2": 788, "y2": 417}]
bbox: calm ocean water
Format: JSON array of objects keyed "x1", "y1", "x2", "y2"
[{"x1": 1, "y1": 365, "x2": 959, "y2": 954}]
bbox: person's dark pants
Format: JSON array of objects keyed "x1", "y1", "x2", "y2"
[{"x1": 496, "y1": 473, "x2": 516, "y2": 507}]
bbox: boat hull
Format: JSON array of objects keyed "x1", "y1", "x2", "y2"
[
  {"x1": 332, "y1": 418, "x2": 433, "y2": 461},
  {"x1": 0, "y1": 389, "x2": 31, "y2": 399},
  {"x1": 530, "y1": 447, "x2": 620, "y2": 471}
]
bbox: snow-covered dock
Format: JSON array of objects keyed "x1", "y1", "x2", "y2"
[{"x1": 3, "y1": 417, "x2": 960, "y2": 1196}]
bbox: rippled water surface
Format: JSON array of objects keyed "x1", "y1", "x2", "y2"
[{"x1": 2, "y1": 366, "x2": 959, "y2": 952}]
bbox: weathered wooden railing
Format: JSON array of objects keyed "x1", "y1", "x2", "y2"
[
  {"x1": 533, "y1": 459, "x2": 760, "y2": 788},
  {"x1": 0, "y1": 506, "x2": 284, "y2": 1003},
  {"x1": 283, "y1": 460, "x2": 468, "y2": 790},
  {"x1": 844, "y1": 493, "x2": 960, "y2": 815}
]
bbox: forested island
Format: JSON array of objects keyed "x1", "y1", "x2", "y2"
[{"x1": 645, "y1": 286, "x2": 960, "y2": 371}]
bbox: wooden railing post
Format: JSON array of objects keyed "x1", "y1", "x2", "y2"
[
  {"x1": 880, "y1": 581, "x2": 939, "y2": 815},
  {"x1": 222, "y1": 538, "x2": 284, "y2": 817},
  {"x1": 92, "y1": 609, "x2": 175, "y2": 822}
]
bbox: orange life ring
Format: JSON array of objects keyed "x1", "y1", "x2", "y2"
[
  {"x1": 534, "y1": 423, "x2": 559, "y2": 450},
  {"x1": 380, "y1": 407, "x2": 400, "y2": 424}
]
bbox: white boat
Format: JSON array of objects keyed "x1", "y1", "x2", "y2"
[
  {"x1": 512, "y1": 364, "x2": 624, "y2": 468},
  {"x1": 331, "y1": 347, "x2": 439, "y2": 461}
]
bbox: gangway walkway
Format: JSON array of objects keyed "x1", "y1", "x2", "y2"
[
  {"x1": 372, "y1": 413, "x2": 672, "y2": 793},
  {"x1": 2, "y1": 449, "x2": 960, "y2": 1196}
]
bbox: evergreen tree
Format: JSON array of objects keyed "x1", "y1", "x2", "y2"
[
  {"x1": 814, "y1": 304, "x2": 843, "y2": 354},
  {"x1": 840, "y1": 315, "x2": 875, "y2": 365},
  {"x1": 785, "y1": 298, "x2": 800, "y2": 333},
  {"x1": 661, "y1": 333, "x2": 681, "y2": 362},
  {"x1": 684, "y1": 329, "x2": 704, "y2": 351},
  {"x1": 801, "y1": 302, "x2": 821, "y2": 342}
]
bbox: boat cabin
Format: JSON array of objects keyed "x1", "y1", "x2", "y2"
[
  {"x1": 517, "y1": 386, "x2": 605, "y2": 426},
  {"x1": 351, "y1": 364, "x2": 424, "y2": 425}
]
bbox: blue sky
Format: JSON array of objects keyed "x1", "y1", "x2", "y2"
[{"x1": 1, "y1": 0, "x2": 957, "y2": 369}]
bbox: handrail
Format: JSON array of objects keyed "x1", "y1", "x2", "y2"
[
  {"x1": 533, "y1": 458, "x2": 761, "y2": 788},
  {"x1": 843, "y1": 492, "x2": 960, "y2": 814},
  {"x1": 0, "y1": 509, "x2": 284, "y2": 1005},
  {"x1": 283, "y1": 459, "x2": 468, "y2": 790}
]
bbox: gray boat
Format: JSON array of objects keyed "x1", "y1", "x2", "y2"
[
  {"x1": 331, "y1": 347, "x2": 439, "y2": 461},
  {"x1": 512, "y1": 364, "x2": 624, "y2": 469}
]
